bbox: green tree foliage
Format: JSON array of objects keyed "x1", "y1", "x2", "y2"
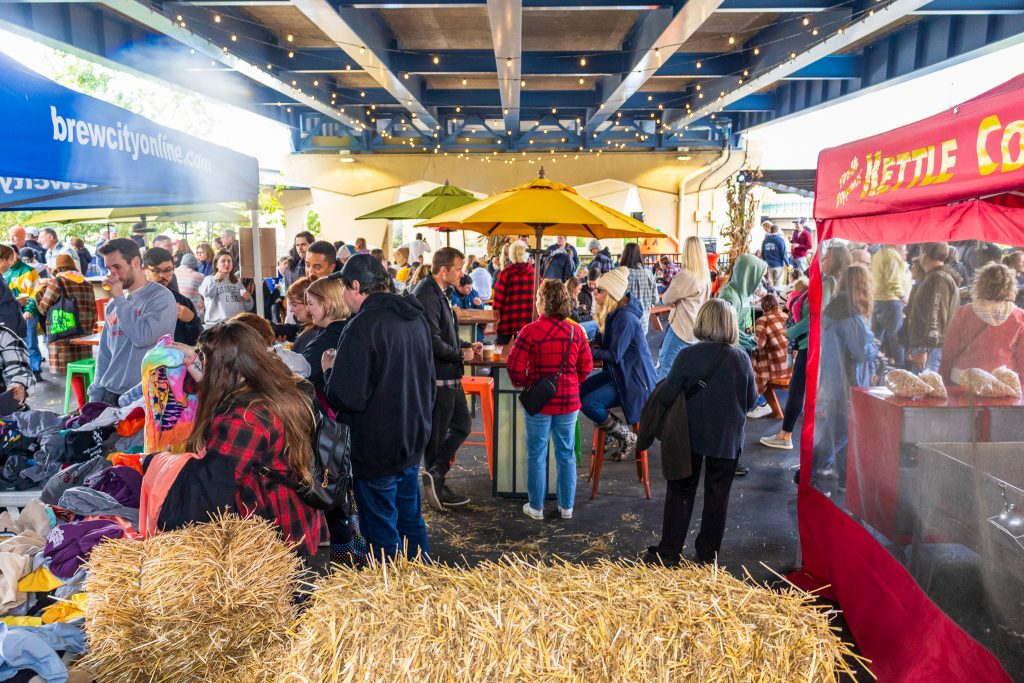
[{"x1": 306, "y1": 209, "x2": 321, "y2": 237}]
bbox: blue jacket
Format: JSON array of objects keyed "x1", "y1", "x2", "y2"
[
  {"x1": 591, "y1": 295, "x2": 656, "y2": 423},
  {"x1": 449, "y1": 288, "x2": 484, "y2": 310},
  {"x1": 761, "y1": 234, "x2": 789, "y2": 268},
  {"x1": 818, "y1": 293, "x2": 878, "y2": 405}
]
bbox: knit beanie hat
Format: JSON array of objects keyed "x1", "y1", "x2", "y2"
[
  {"x1": 587, "y1": 238, "x2": 602, "y2": 252},
  {"x1": 597, "y1": 266, "x2": 629, "y2": 301},
  {"x1": 180, "y1": 253, "x2": 200, "y2": 270}
]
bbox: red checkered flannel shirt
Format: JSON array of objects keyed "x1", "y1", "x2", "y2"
[
  {"x1": 507, "y1": 317, "x2": 594, "y2": 415},
  {"x1": 207, "y1": 403, "x2": 326, "y2": 556},
  {"x1": 492, "y1": 262, "x2": 535, "y2": 337}
]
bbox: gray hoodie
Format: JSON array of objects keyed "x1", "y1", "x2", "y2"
[{"x1": 90, "y1": 281, "x2": 177, "y2": 398}]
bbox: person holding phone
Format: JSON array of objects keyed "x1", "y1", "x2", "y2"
[{"x1": 198, "y1": 250, "x2": 254, "y2": 328}]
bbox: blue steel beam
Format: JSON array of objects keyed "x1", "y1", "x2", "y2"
[
  {"x1": 784, "y1": 54, "x2": 861, "y2": 79},
  {"x1": 766, "y1": 11, "x2": 1024, "y2": 123},
  {"x1": 332, "y1": 0, "x2": 1024, "y2": 10},
  {"x1": 291, "y1": 0, "x2": 441, "y2": 130},
  {"x1": 585, "y1": 0, "x2": 725, "y2": 134},
  {"x1": 666, "y1": 0, "x2": 937, "y2": 129}
]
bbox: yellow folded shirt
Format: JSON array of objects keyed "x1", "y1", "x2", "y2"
[{"x1": 18, "y1": 566, "x2": 64, "y2": 593}]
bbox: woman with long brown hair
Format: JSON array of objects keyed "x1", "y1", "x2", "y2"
[
  {"x1": 814, "y1": 264, "x2": 878, "y2": 480},
  {"x1": 198, "y1": 250, "x2": 253, "y2": 327},
  {"x1": 194, "y1": 242, "x2": 215, "y2": 277},
  {"x1": 172, "y1": 237, "x2": 194, "y2": 267},
  {"x1": 184, "y1": 321, "x2": 326, "y2": 556}
]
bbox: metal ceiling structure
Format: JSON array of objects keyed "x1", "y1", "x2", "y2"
[{"x1": 2, "y1": 0, "x2": 1023, "y2": 155}]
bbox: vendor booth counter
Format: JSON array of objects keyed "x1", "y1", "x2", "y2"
[{"x1": 846, "y1": 387, "x2": 1024, "y2": 542}]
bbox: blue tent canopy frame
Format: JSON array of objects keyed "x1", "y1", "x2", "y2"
[{"x1": 0, "y1": 54, "x2": 259, "y2": 211}]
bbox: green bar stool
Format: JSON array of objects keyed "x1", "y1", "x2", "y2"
[{"x1": 64, "y1": 358, "x2": 96, "y2": 413}]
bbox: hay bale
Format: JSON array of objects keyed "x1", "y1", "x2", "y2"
[
  {"x1": 83, "y1": 514, "x2": 304, "y2": 683},
  {"x1": 278, "y1": 557, "x2": 862, "y2": 683}
]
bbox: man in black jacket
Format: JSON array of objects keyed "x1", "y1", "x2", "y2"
[
  {"x1": 587, "y1": 239, "x2": 614, "y2": 274},
  {"x1": 144, "y1": 248, "x2": 202, "y2": 346},
  {"x1": 414, "y1": 247, "x2": 480, "y2": 511},
  {"x1": 323, "y1": 254, "x2": 433, "y2": 560}
]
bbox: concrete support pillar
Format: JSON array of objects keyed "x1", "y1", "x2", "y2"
[{"x1": 310, "y1": 187, "x2": 395, "y2": 249}]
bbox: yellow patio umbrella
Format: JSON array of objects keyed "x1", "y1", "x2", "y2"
[{"x1": 417, "y1": 169, "x2": 665, "y2": 294}]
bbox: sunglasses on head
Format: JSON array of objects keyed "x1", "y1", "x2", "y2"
[{"x1": 596, "y1": 287, "x2": 606, "y2": 294}]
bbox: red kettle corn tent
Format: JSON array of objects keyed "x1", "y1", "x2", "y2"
[{"x1": 802, "y1": 76, "x2": 1024, "y2": 681}]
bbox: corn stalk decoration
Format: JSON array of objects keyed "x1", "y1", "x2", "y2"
[{"x1": 720, "y1": 168, "x2": 763, "y2": 281}]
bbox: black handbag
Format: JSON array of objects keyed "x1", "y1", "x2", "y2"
[
  {"x1": 45, "y1": 278, "x2": 85, "y2": 343},
  {"x1": 251, "y1": 400, "x2": 353, "y2": 512},
  {"x1": 519, "y1": 324, "x2": 575, "y2": 416}
]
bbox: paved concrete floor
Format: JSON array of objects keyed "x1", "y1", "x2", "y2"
[{"x1": 30, "y1": 337, "x2": 875, "y2": 679}]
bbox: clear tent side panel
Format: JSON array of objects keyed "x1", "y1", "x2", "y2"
[{"x1": 811, "y1": 236, "x2": 1024, "y2": 679}]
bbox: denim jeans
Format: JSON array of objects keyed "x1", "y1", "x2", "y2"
[
  {"x1": 24, "y1": 314, "x2": 42, "y2": 373},
  {"x1": 352, "y1": 464, "x2": 430, "y2": 562},
  {"x1": 657, "y1": 328, "x2": 691, "y2": 381},
  {"x1": 580, "y1": 320, "x2": 599, "y2": 341},
  {"x1": 523, "y1": 410, "x2": 578, "y2": 511},
  {"x1": 908, "y1": 347, "x2": 942, "y2": 374},
  {"x1": 579, "y1": 371, "x2": 621, "y2": 424},
  {"x1": 871, "y1": 299, "x2": 904, "y2": 363}
]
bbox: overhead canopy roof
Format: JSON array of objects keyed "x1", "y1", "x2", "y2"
[
  {"x1": 2, "y1": 0, "x2": 1022, "y2": 154},
  {"x1": 0, "y1": 54, "x2": 259, "y2": 211}
]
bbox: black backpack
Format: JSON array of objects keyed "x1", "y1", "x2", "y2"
[{"x1": 250, "y1": 397, "x2": 353, "y2": 513}]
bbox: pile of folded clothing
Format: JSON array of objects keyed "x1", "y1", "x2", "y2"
[{"x1": 0, "y1": 455, "x2": 143, "y2": 680}]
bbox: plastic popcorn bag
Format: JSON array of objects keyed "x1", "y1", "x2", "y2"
[
  {"x1": 919, "y1": 370, "x2": 948, "y2": 399},
  {"x1": 960, "y1": 368, "x2": 1016, "y2": 398},
  {"x1": 885, "y1": 369, "x2": 931, "y2": 399},
  {"x1": 991, "y1": 366, "x2": 1022, "y2": 398}
]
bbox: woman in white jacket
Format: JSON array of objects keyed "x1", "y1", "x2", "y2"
[
  {"x1": 658, "y1": 236, "x2": 711, "y2": 379},
  {"x1": 198, "y1": 250, "x2": 254, "y2": 327}
]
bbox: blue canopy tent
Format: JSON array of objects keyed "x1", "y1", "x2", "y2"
[{"x1": 0, "y1": 53, "x2": 266, "y2": 307}]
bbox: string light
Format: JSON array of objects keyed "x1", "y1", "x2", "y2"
[
  {"x1": 213, "y1": 14, "x2": 220, "y2": 22},
  {"x1": 580, "y1": 57, "x2": 586, "y2": 66},
  {"x1": 696, "y1": 61, "x2": 702, "y2": 69},
  {"x1": 753, "y1": 47, "x2": 760, "y2": 55},
  {"x1": 728, "y1": 36, "x2": 735, "y2": 45},
  {"x1": 506, "y1": 57, "x2": 512, "y2": 67},
  {"x1": 433, "y1": 55, "x2": 439, "y2": 64},
  {"x1": 403, "y1": 72, "x2": 409, "y2": 79},
  {"x1": 521, "y1": 80, "x2": 526, "y2": 87},
  {"x1": 231, "y1": 34, "x2": 237, "y2": 41},
  {"x1": 288, "y1": 51, "x2": 294, "y2": 58},
  {"x1": 286, "y1": 33, "x2": 294, "y2": 42},
  {"x1": 462, "y1": 78, "x2": 467, "y2": 85},
  {"x1": 579, "y1": 77, "x2": 585, "y2": 85},
  {"x1": 802, "y1": 17, "x2": 810, "y2": 26}
]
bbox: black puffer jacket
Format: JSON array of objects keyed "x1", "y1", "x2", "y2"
[
  {"x1": 325, "y1": 293, "x2": 435, "y2": 480},
  {"x1": 414, "y1": 276, "x2": 468, "y2": 381}
]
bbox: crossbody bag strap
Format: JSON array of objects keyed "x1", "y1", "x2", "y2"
[
  {"x1": 684, "y1": 344, "x2": 729, "y2": 400},
  {"x1": 553, "y1": 323, "x2": 575, "y2": 380}
]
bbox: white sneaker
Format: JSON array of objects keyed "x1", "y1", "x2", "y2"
[
  {"x1": 747, "y1": 404, "x2": 774, "y2": 419},
  {"x1": 558, "y1": 507, "x2": 573, "y2": 519},
  {"x1": 760, "y1": 435, "x2": 793, "y2": 450},
  {"x1": 522, "y1": 502, "x2": 544, "y2": 520}
]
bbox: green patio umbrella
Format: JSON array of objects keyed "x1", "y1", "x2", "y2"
[{"x1": 355, "y1": 180, "x2": 479, "y2": 246}]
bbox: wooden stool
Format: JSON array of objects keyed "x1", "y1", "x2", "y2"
[
  {"x1": 764, "y1": 374, "x2": 792, "y2": 419},
  {"x1": 586, "y1": 420, "x2": 651, "y2": 500},
  {"x1": 460, "y1": 375, "x2": 495, "y2": 478}
]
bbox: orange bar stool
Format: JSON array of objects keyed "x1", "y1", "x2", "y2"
[
  {"x1": 586, "y1": 420, "x2": 651, "y2": 500},
  {"x1": 95, "y1": 298, "x2": 109, "y2": 324},
  {"x1": 460, "y1": 375, "x2": 495, "y2": 478}
]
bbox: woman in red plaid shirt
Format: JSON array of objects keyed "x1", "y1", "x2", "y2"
[
  {"x1": 185, "y1": 321, "x2": 326, "y2": 556},
  {"x1": 492, "y1": 240, "x2": 536, "y2": 343},
  {"x1": 507, "y1": 280, "x2": 593, "y2": 520}
]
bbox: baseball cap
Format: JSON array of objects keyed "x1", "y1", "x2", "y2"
[
  {"x1": 25, "y1": 227, "x2": 39, "y2": 238},
  {"x1": 331, "y1": 252, "x2": 388, "y2": 287}
]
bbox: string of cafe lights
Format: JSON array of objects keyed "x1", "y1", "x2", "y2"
[{"x1": 162, "y1": 0, "x2": 895, "y2": 147}]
